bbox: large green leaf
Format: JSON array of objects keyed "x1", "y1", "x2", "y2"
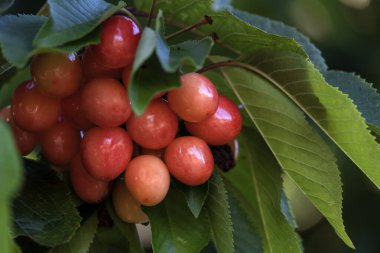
[
  {"x1": 144, "y1": 188, "x2": 210, "y2": 253},
  {"x1": 0, "y1": 67, "x2": 30, "y2": 108},
  {"x1": 13, "y1": 159, "x2": 81, "y2": 247},
  {"x1": 239, "y1": 50, "x2": 380, "y2": 193},
  {"x1": 49, "y1": 213, "x2": 98, "y2": 253},
  {"x1": 223, "y1": 128, "x2": 303, "y2": 253},
  {"x1": 205, "y1": 172, "x2": 234, "y2": 253},
  {"x1": 209, "y1": 55, "x2": 352, "y2": 247},
  {"x1": 0, "y1": 122, "x2": 23, "y2": 253}
]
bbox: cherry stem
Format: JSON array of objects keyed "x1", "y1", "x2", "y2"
[
  {"x1": 147, "y1": 0, "x2": 157, "y2": 27},
  {"x1": 165, "y1": 16, "x2": 213, "y2": 41}
]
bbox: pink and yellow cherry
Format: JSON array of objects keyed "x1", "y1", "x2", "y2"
[
  {"x1": 80, "y1": 127, "x2": 133, "y2": 181},
  {"x1": 40, "y1": 119, "x2": 81, "y2": 166},
  {"x1": 89, "y1": 15, "x2": 141, "y2": 68},
  {"x1": 0, "y1": 106, "x2": 37, "y2": 155},
  {"x1": 125, "y1": 155, "x2": 170, "y2": 206},
  {"x1": 61, "y1": 88, "x2": 94, "y2": 130},
  {"x1": 168, "y1": 72, "x2": 218, "y2": 122},
  {"x1": 186, "y1": 95, "x2": 242, "y2": 146},
  {"x1": 126, "y1": 99, "x2": 178, "y2": 150},
  {"x1": 81, "y1": 78, "x2": 131, "y2": 127},
  {"x1": 112, "y1": 179, "x2": 149, "y2": 223},
  {"x1": 31, "y1": 52, "x2": 82, "y2": 98},
  {"x1": 165, "y1": 136, "x2": 214, "y2": 186},
  {"x1": 70, "y1": 154, "x2": 110, "y2": 203},
  {"x1": 11, "y1": 80, "x2": 61, "y2": 132}
]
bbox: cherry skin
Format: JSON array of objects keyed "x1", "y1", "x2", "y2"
[
  {"x1": 82, "y1": 48, "x2": 123, "y2": 82},
  {"x1": 70, "y1": 154, "x2": 110, "y2": 204},
  {"x1": 122, "y1": 66, "x2": 132, "y2": 88},
  {"x1": 31, "y1": 52, "x2": 82, "y2": 98},
  {"x1": 11, "y1": 80, "x2": 61, "y2": 132},
  {"x1": 125, "y1": 155, "x2": 170, "y2": 206},
  {"x1": 168, "y1": 72, "x2": 219, "y2": 122},
  {"x1": 185, "y1": 95, "x2": 243, "y2": 146},
  {"x1": 80, "y1": 127, "x2": 133, "y2": 181},
  {"x1": 0, "y1": 106, "x2": 37, "y2": 155},
  {"x1": 40, "y1": 118, "x2": 81, "y2": 166},
  {"x1": 112, "y1": 179, "x2": 149, "y2": 223},
  {"x1": 90, "y1": 15, "x2": 141, "y2": 68},
  {"x1": 126, "y1": 99, "x2": 178, "y2": 150},
  {"x1": 81, "y1": 78, "x2": 131, "y2": 127},
  {"x1": 164, "y1": 136, "x2": 214, "y2": 186},
  {"x1": 61, "y1": 88, "x2": 94, "y2": 130},
  {"x1": 141, "y1": 147, "x2": 165, "y2": 159}
]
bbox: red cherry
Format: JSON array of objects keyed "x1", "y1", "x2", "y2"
[
  {"x1": 81, "y1": 78, "x2": 131, "y2": 127},
  {"x1": 90, "y1": 16, "x2": 141, "y2": 68},
  {"x1": 165, "y1": 136, "x2": 214, "y2": 186},
  {"x1": 80, "y1": 127, "x2": 133, "y2": 181},
  {"x1": 70, "y1": 154, "x2": 110, "y2": 203},
  {"x1": 185, "y1": 96, "x2": 242, "y2": 145},
  {"x1": 126, "y1": 99, "x2": 178, "y2": 149},
  {"x1": 141, "y1": 147, "x2": 165, "y2": 159},
  {"x1": 40, "y1": 119, "x2": 81, "y2": 166},
  {"x1": 122, "y1": 65, "x2": 132, "y2": 88},
  {"x1": 168, "y1": 72, "x2": 219, "y2": 122},
  {"x1": 11, "y1": 80, "x2": 61, "y2": 132},
  {"x1": 31, "y1": 52, "x2": 82, "y2": 98},
  {"x1": 125, "y1": 155, "x2": 170, "y2": 206},
  {"x1": 0, "y1": 106, "x2": 37, "y2": 155}
]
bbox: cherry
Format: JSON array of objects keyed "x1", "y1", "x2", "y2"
[
  {"x1": 164, "y1": 136, "x2": 214, "y2": 186},
  {"x1": 81, "y1": 78, "x2": 131, "y2": 127},
  {"x1": 11, "y1": 80, "x2": 61, "y2": 132},
  {"x1": 0, "y1": 105, "x2": 37, "y2": 155},
  {"x1": 40, "y1": 118, "x2": 81, "y2": 166},
  {"x1": 122, "y1": 65, "x2": 132, "y2": 88},
  {"x1": 31, "y1": 52, "x2": 82, "y2": 98},
  {"x1": 70, "y1": 154, "x2": 110, "y2": 203},
  {"x1": 80, "y1": 127, "x2": 133, "y2": 181},
  {"x1": 112, "y1": 179, "x2": 148, "y2": 223},
  {"x1": 141, "y1": 147, "x2": 165, "y2": 159},
  {"x1": 61, "y1": 88, "x2": 94, "y2": 130},
  {"x1": 125, "y1": 155, "x2": 170, "y2": 206},
  {"x1": 185, "y1": 95, "x2": 242, "y2": 145},
  {"x1": 168, "y1": 72, "x2": 219, "y2": 122},
  {"x1": 126, "y1": 99, "x2": 178, "y2": 149},
  {"x1": 89, "y1": 15, "x2": 141, "y2": 68}
]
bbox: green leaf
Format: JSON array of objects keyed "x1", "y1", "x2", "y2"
[
  {"x1": 106, "y1": 201, "x2": 144, "y2": 253},
  {"x1": 280, "y1": 192, "x2": 297, "y2": 229},
  {"x1": 224, "y1": 128, "x2": 303, "y2": 253},
  {"x1": 324, "y1": 71, "x2": 380, "y2": 130},
  {"x1": 240, "y1": 49, "x2": 380, "y2": 201},
  {"x1": 228, "y1": 193, "x2": 262, "y2": 253},
  {"x1": 34, "y1": 0, "x2": 125, "y2": 47},
  {"x1": 13, "y1": 159, "x2": 81, "y2": 247},
  {"x1": 49, "y1": 212, "x2": 98, "y2": 253},
  {"x1": 205, "y1": 172, "x2": 234, "y2": 253},
  {"x1": 92, "y1": 226, "x2": 129, "y2": 253},
  {"x1": 209, "y1": 55, "x2": 351, "y2": 247},
  {"x1": 229, "y1": 9, "x2": 327, "y2": 72},
  {"x1": 144, "y1": 188, "x2": 210, "y2": 253},
  {"x1": 0, "y1": 15, "x2": 47, "y2": 68},
  {"x1": 173, "y1": 180, "x2": 209, "y2": 218},
  {"x1": 0, "y1": 67, "x2": 30, "y2": 108}
]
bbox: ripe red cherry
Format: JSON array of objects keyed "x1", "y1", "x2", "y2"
[
  {"x1": 126, "y1": 99, "x2": 178, "y2": 149},
  {"x1": 168, "y1": 73, "x2": 219, "y2": 122},
  {"x1": 186, "y1": 96, "x2": 243, "y2": 145},
  {"x1": 70, "y1": 154, "x2": 110, "y2": 203},
  {"x1": 31, "y1": 52, "x2": 82, "y2": 98},
  {"x1": 81, "y1": 78, "x2": 131, "y2": 127},
  {"x1": 141, "y1": 147, "x2": 165, "y2": 159},
  {"x1": 82, "y1": 48, "x2": 123, "y2": 82},
  {"x1": 80, "y1": 127, "x2": 133, "y2": 181},
  {"x1": 165, "y1": 136, "x2": 214, "y2": 186},
  {"x1": 40, "y1": 119, "x2": 81, "y2": 166},
  {"x1": 0, "y1": 106, "x2": 37, "y2": 155},
  {"x1": 122, "y1": 66, "x2": 132, "y2": 88},
  {"x1": 11, "y1": 80, "x2": 61, "y2": 132},
  {"x1": 125, "y1": 155, "x2": 170, "y2": 206},
  {"x1": 112, "y1": 179, "x2": 148, "y2": 223},
  {"x1": 61, "y1": 88, "x2": 94, "y2": 130},
  {"x1": 89, "y1": 15, "x2": 141, "y2": 68}
]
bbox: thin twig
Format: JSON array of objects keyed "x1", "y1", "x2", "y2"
[{"x1": 165, "y1": 16, "x2": 213, "y2": 40}]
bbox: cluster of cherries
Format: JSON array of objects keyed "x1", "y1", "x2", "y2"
[{"x1": 0, "y1": 15, "x2": 242, "y2": 223}]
